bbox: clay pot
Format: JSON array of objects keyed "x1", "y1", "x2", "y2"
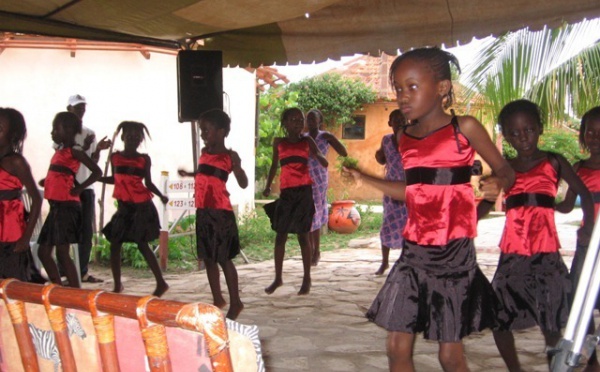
[{"x1": 328, "y1": 200, "x2": 361, "y2": 234}]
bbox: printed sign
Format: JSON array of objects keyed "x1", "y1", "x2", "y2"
[{"x1": 167, "y1": 180, "x2": 195, "y2": 193}]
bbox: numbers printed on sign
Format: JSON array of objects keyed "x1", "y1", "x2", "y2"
[
  {"x1": 167, "y1": 180, "x2": 195, "y2": 193},
  {"x1": 166, "y1": 198, "x2": 196, "y2": 210}
]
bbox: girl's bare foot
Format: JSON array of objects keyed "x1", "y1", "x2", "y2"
[
  {"x1": 265, "y1": 279, "x2": 283, "y2": 294},
  {"x1": 298, "y1": 279, "x2": 311, "y2": 295},
  {"x1": 226, "y1": 302, "x2": 244, "y2": 320},
  {"x1": 113, "y1": 284, "x2": 124, "y2": 293},
  {"x1": 153, "y1": 282, "x2": 169, "y2": 297},
  {"x1": 375, "y1": 263, "x2": 389, "y2": 275}
]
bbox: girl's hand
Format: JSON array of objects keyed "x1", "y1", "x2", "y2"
[
  {"x1": 177, "y1": 168, "x2": 189, "y2": 177},
  {"x1": 96, "y1": 136, "x2": 112, "y2": 151},
  {"x1": 342, "y1": 166, "x2": 362, "y2": 184},
  {"x1": 70, "y1": 185, "x2": 84, "y2": 196},
  {"x1": 263, "y1": 187, "x2": 271, "y2": 197},
  {"x1": 375, "y1": 149, "x2": 385, "y2": 164},
  {"x1": 160, "y1": 195, "x2": 169, "y2": 204},
  {"x1": 38, "y1": 178, "x2": 45, "y2": 188},
  {"x1": 479, "y1": 176, "x2": 503, "y2": 201},
  {"x1": 577, "y1": 226, "x2": 592, "y2": 247},
  {"x1": 14, "y1": 238, "x2": 29, "y2": 253}
]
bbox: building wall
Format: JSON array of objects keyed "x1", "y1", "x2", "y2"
[
  {"x1": 0, "y1": 47, "x2": 256, "y2": 222},
  {"x1": 327, "y1": 101, "x2": 398, "y2": 202}
]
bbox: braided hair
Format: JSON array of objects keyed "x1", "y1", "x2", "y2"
[
  {"x1": 116, "y1": 121, "x2": 151, "y2": 142},
  {"x1": 389, "y1": 47, "x2": 461, "y2": 109}
]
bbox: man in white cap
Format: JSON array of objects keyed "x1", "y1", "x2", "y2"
[{"x1": 65, "y1": 94, "x2": 110, "y2": 283}]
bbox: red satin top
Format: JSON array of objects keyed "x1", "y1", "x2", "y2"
[
  {"x1": 0, "y1": 167, "x2": 25, "y2": 242},
  {"x1": 499, "y1": 158, "x2": 560, "y2": 255},
  {"x1": 400, "y1": 123, "x2": 476, "y2": 246},
  {"x1": 194, "y1": 151, "x2": 233, "y2": 210},
  {"x1": 44, "y1": 148, "x2": 81, "y2": 202},
  {"x1": 278, "y1": 139, "x2": 312, "y2": 189},
  {"x1": 577, "y1": 166, "x2": 600, "y2": 219},
  {"x1": 111, "y1": 152, "x2": 153, "y2": 203}
]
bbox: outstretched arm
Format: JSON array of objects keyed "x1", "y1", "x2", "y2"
[
  {"x1": 460, "y1": 116, "x2": 515, "y2": 192},
  {"x1": 324, "y1": 132, "x2": 348, "y2": 157},
  {"x1": 344, "y1": 167, "x2": 406, "y2": 201},
  {"x1": 143, "y1": 155, "x2": 168, "y2": 204}
]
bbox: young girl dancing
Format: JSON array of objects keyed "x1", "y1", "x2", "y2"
[
  {"x1": 263, "y1": 107, "x2": 327, "y2": 295},
  {"x1": 178, "y1": 109, "x2": 248, "y2": 320},
  {"x1": 374, "y1": 109, "x2": 408, "y2": 276},
  {"x1": 345, "y1": 47, "x2": 515, "y2": 371},
  {"x1": 100, "y1": 121, "x2": 169, "y2": 297},
  {"x1": 38, "y1": 112, "x2": 102, "y2": 288},
  {"x1": 556, "y1": 105, "x2": 600, "y2": 371},
  {"x1": 304, "y1": 108, "x2": 347, "y2": 266},
  {"x1": 0, "y1": 108, "x2": 42, "y2": 281},
  {"x1": 481, "y1": 99, "x2": 594, "y2": 371}
]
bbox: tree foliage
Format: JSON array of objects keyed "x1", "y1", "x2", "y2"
[
  {"x1": 463, "y1": 18, "x2": 600, "y2": 128},
  {"x1": 255, "y1": 73, "x2": 377, "y2": 184},
  {"x1": 288, "y1": 73, "x2": 378, "y2": 128}
]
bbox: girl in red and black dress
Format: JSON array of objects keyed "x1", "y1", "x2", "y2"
[
  {"x1": 100, "y1": 121, "x2": 169, "y2": 297},
  {"x1": 38, "y1": 112, "x2": 102, "y2": 288},
  {"x1": 345, "y1": 47, "x2": 515, "y2": 371},
  {"x1": 178, "y1": 109, "x2": 248, "y2": 320},
  {"x1": 486, "y1": 100, "x2": 594, "y2": 371},
  {"x1": 179, "y1": 110, "x2": 248, "y2": 320},
  {"x1": 556, "y1": 105, "x2": 600, "y2": 370},
  {"x1": 263, "y1": 107, "x2": 328, "y2": 296},
  {"x1": 0, "y1": 108, "x2": 42, "y2": 282}
]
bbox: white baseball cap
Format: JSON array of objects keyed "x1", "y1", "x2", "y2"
[{"x1": 67, "y1": 94, "x2": 86, "y2": 106}]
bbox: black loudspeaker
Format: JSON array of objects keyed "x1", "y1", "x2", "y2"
[{"x1": 177, "y1": 50, "x2": 223, "y2": 122}]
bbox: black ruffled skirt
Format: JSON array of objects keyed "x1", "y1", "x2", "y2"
[
  {"x1": 366, "y1": 238, "x2": 498, "y2": 342},
  {"x1": 492, "y1": 251, "x2": 571, "y2": 332},
  {"x1": 102, "y1": 200, "x2": 161, "y2": 243},
  {"x1": 196, "y1": 208, "x2": 240, "y2": 264},
  {"x1": 38, "y1": 201, "x2": 82, "y2": 245},
  {"x1": 264, "y1": 185, "x2": 314, "y2": 234},
  {"x1": 0, "y1": 242, "x2": 31, "y2": 281}
]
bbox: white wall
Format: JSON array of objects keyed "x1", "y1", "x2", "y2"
[{"x1": 0, "y1": 47, "x2": 256, "y2": 223}]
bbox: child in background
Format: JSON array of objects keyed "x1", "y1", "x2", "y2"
[
  {"x1": 100, "y1": 121, "x2": 169, "y2": 297},
  {"x1": 345, "y1": 47, "x2": 514, "y2": 371},
  {"x1": 37, "y1": 112, "x2": 102, "y2": 288},
  {"x1": 481, "y1": 99, "x2": 594, "y2": 371},
  {"x1": 0, "y1": 108, "x2": 42, "y2": 281},
  {"x1": 304, "y1": 108, "x2": 347, "y2": 266},
  {"x1": 556, "y1": 105, "x2": 600, "y2": 371},
  {"x1": 374, "y1": 109, "x2": 408, "y2": 276},
  {"x1": 178, "y1": 109, "x2": 248, "y2": 320},
  {"x1": 263, "y1": 107, "x2": 328, "y2": 295}
]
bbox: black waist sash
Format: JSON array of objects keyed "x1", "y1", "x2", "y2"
[
  {"x1": 49, "y1": 164, "x2": 76, "y2": 176},
  {"x1": 593, "y1": 192, "x2": 600, "y2": 203},
  {"x1": 505, "y1": 193, "x2": 555, "y2": 210},
  {"x1": 197, "y1": 164, "x2": 228, "y2": 182},
  {"x1": 114, "y1": 166, "x2": 146, "y2": 178},
  {"x1": 280, "y1": 156, "x2": 308, "y2": 167},
  {"x1": 405, "y1": 166, "x2": 471, "y2": 185},
  {"x1": 0, "y1": 189, "x2": 21, "y2": 201}
]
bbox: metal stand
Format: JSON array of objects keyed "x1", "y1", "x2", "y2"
[{"x1": 551, "y1": 210, "x2": 600, "y2": 371}]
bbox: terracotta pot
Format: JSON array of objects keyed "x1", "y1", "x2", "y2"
[{"x1": 328, "y1": 200, "x2": 361, "y2": 234}]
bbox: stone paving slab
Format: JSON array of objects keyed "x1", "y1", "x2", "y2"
[{"x1": 81, "y1": 209, "x2": 596, "y2": 371}]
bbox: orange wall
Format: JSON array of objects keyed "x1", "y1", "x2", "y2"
[{"x1": 327, "y1": 102, "x2": 398, "y2": 202}]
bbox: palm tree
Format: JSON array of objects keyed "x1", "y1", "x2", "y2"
[{"x1": 462, "y1": 18, "x2": 600, "y2": 129}]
